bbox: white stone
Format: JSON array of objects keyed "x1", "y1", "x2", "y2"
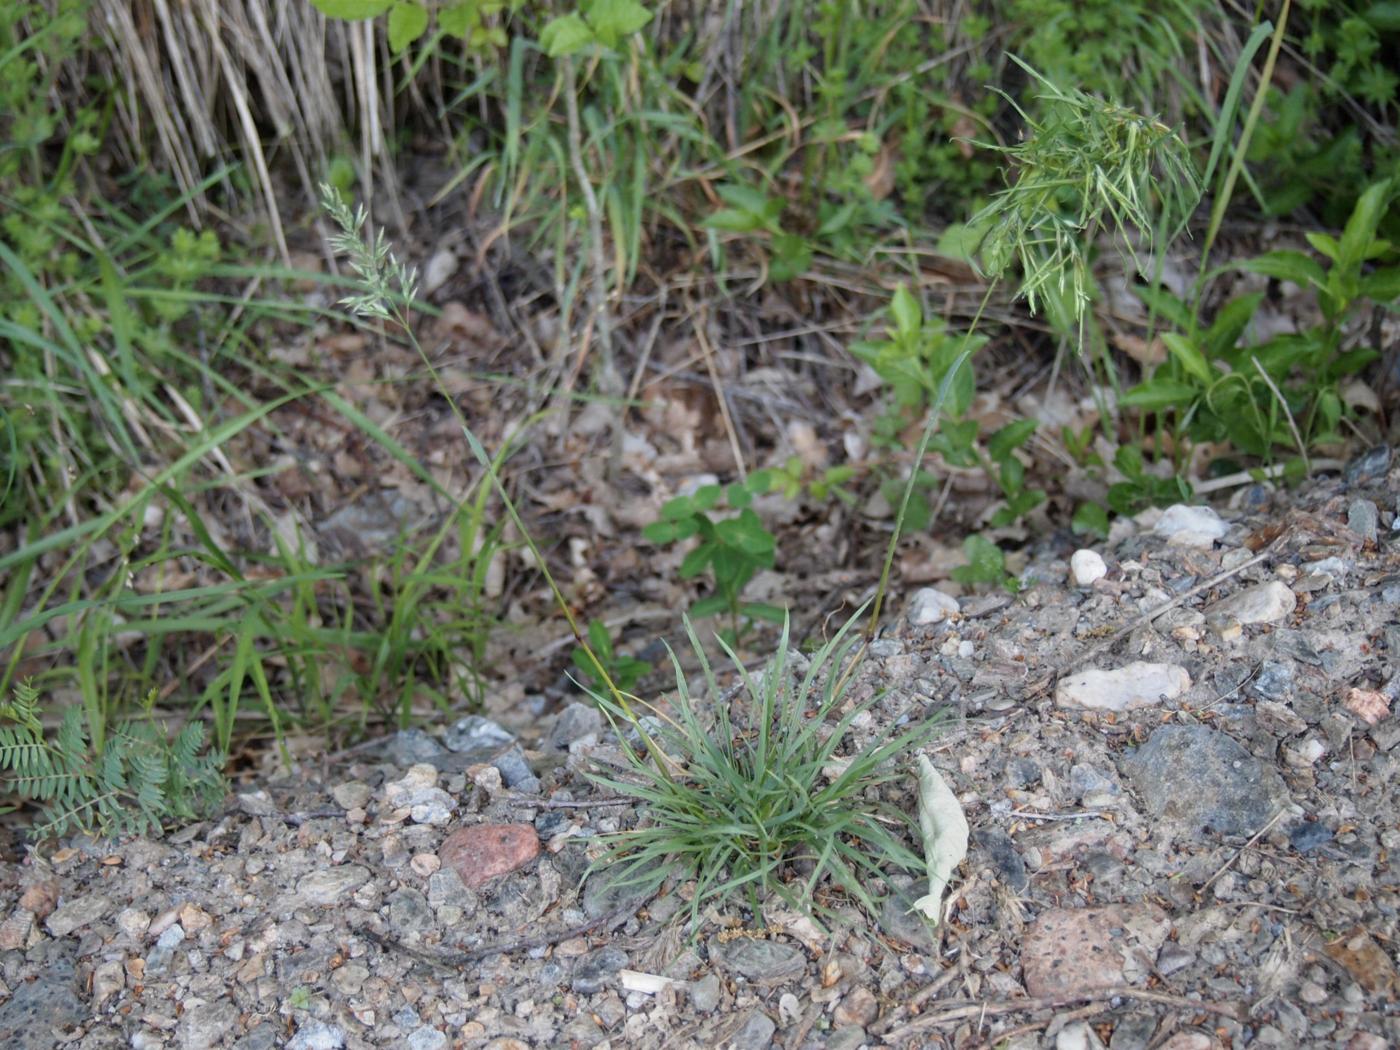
[
  {"x1": 909, "y1": 587, "x2": 960, "y2": 626},
  {"x1": 1056, "y1": 662, "x2": 1192, "y2": 712},
  {"x1": 1206, "y1": 581, "x2": 1296, "y2": 626},
  {"x1": 1070, "y1": 549, "x2": 1107, "y2": 587},
  {"x1": 1152, "y1": 504, "x2": 1228, "y2": 548},
  {"x1": 422, "y1": 249, "x2": 458, "y2": 294},
  {"x1": 384, "y1": 764, "x2": 456, "y2": 826}
]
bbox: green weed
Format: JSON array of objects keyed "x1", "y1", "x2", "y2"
[
  {"x1": 641, "y1": 478, "x2": 785, "y2": 644},
  {"x1": 1126, "y1": 177, "x2": 1398, "y2": 464},
  {"x1": 571, "y1": 619, "x2": 653, "y2": 695}
]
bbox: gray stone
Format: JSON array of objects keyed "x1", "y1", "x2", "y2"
[
  {"x1": 493, "y1": 746, "x2": 541, "y2": 793},
  {"x1": 909, "y1": 587, "x2": 959, "y2": 625},
  {"x1": 730, "y1": 1010, "x2": 777, "y2": 1050},
  {"x1": 0, "y1": 976, "x2": 86, "y2": 1048},
  {"x1": 1125, "y1": 725, "x2": 1289, "y2": 837},
  {"x1": 1251, "y1": 660, "x2": 1295, "y2": 702},
  {"x1": 827, "y1": 1028, "x2": 868, "y2": 1050},
  {"x1": 1071, "y1": 549, "x2": 1108, "y2": 586},
  {"x1": 1206, "y1": 581, "x2": 1296, "y2": 626},
  {"x1": 44, "y1": 894, "x2": 110, "y2": 937},
  {"x1": 572, "y1": 946, "x2": 628, "y2": 994},
  {"x1": 975, "y1": 828, "x2": 1029, "y2": 893},
  {"x1": 286, "y1": 1020, "x2": 345, "y2": 1050},
  {"x1": 880, "y1": 887, "x2": 937, "y2": 952},
  {"x1": 582, "y1": 872, "x2": 644, "y2": 920},
  {"x1": 386, "y1": 887, "x2": 435, "y2": 933},
  {"x1": 1155, "y1": 944, "x2": 1194, "y2": 976},
  {"x1": 296, "y1": 865, "x2": 370, "y2": 906},
  {"x1": 1108, "y1": 1014, "x2": 1157, "y2": 1050},
  {"x1": 441, "y1": 715, "x2": 513, "y2": 760},
  {"x1": 178, "y1": 998, "x2": 238, "y2": 1050},
  {"x1": 234, "y1": 1024, "x2": 278, "y2": 1050},
  {"x1": 713, "y1": 936, "x2": 806, "y2": 985},
  {"x1": 406, "y1": 1026, "x2": 448, "y2": 1050},
  {"x1": 689, "y1": 973, "x2": 722, "y2": 1012},
  {"x1": 144, "y1": 924, "x2": 185, "y2": 976},
  {"x1": 1349, "y1": 498, "x2": 1380, "y2": 544},
  {"x1": 237, "y1": 790, "x2": 277, "y2": 817},
  {"x1": 1070, "y1": 764, "x2": 1120, "y2": 801},
  {"x1": 1344, "y1": 444, "x2": 1391, "y2": 486},
  {"x1": 549, "y1": 702, "x2": 604, "y2": 750},
  {"x1": 560, "y1": 1015, "x2": 608, "y2": 1045},
  {"x1": 331, "y1": 781, "x2": 372, "y2": 810},
  {"x1": 384, "y1": 764, "x2": 456, "y2": 825},
  {"x1": 1006, "y1": 757, "x2": 1041, "y2": 788},
  {"x1": 386, "y1": 729, "x2": 445, "y2": 766},
  {"x1": 426, "y1": 869, "x2": 477, "y2": 910}
]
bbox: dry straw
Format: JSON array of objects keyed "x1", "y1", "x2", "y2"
[{"x1": 80, "y1": 0, "x2": 407, "y2": 259}]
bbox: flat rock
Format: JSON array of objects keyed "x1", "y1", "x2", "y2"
[
  {"x1": 728, "y1": 1010, "x2": 777, "y2": 1050},
  {"x1": 712, "y1": 936, "x2": 807, "y2": 986},
  {"x1": 880, "y1": 887, "x2": 937, "y2": 953},
  {"x1": 1344, "y1": 444, "x2": 1391, "y2": 486},
  {"x1": 1021, "y1": 904, "x2": 1169, "y2": 998},
  {"x1": 571, "y1": 946, "x2": 627, "y2": 994},
  {"x1": 44, "y1": 894, "x2": 110, "y2": 937},
  {"x1": 296, "y1": 866, "x2": 370, "y2": 906},
  {"x1": 441, "y1": 716, "x2": 514, "y2": 761},
  {"x1": 177, "y1": 998, "x2": 239, "y2": 1050},
  {"x1": 0, "y1": 975, "x2": 86, "y2": 1048},
  {"x1": 286, "y1": 1020, "x2": 345, "y2": 1050},
  {"x1": 1056, "y1": 662, "x2": 1191, "y2": 711},
  {"x1": 1152, "y1": 504, "x2": 1228, "y2": 548},
  {"x1": 1124, "y1": 725, "x2": 1289, "y2": 836},
  {"x1": 1206, "y1": 581, "x2": 1296, "y2": 626},
  {"x1": 439, "y1": 823, "x2": 540, "y2": 889}
]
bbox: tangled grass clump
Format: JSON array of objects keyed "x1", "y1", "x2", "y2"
[{"x1": 583, "y1": 610, "x2": 947, "y2": 930}]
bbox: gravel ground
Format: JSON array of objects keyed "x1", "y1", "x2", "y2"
[{"x1": 2, "y1": 444, "x2": 1398, "y2": 1050}]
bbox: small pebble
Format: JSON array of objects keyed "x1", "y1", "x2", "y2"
[
  {"x1": 908, "y1": 587, "x2": 960, "y2": 626},
  {"x1": 1070, "y1": 549, "x2": 1108, "y2": 587},
  {"x1": 1348, "y1": 499, "x2": 1379, "y2": 545}
]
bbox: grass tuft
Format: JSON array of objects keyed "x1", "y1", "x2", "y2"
[{"x1": 581, "y1": 609, "x2": 946, "y2": 930}]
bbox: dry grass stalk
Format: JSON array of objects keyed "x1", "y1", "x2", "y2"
[{"x1": 83, "y1": 0, "x2": 404, "y2": 254}]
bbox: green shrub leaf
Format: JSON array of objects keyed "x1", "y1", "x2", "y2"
[
  {"x1": 540, "y1": 14, "x2": 594, "y2": 56},
  {"x1": 308, "y1": 0, "x2": 394, "y2": 18},
  {"x1": 387, "y1": 2, "x2": 430, "y2": 52}
]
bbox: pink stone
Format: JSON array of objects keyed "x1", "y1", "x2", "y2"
[
  {"x1": 1020, "y1": 904, "x2": 1168, "y2": 998},
  {"x1": 439, "y1": 823, "x2": 540, "y2": 889}
]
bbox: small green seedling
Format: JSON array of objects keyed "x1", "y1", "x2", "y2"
[
  {"x1": 571, "y1": 619, "x2": 652, "y2": 694},
  {"x1": 702, "y1": 183, "x2": 813, "y2": 283},
  {"x1": 951, "y1": 533, "x2": 1020, "y2": 593},
  {"x1": 642, "y1": 479, "x2": 784, "y2": 643},
  {"x1": 1106, "y1": 445, "x2": 1192, "y2": 516}
]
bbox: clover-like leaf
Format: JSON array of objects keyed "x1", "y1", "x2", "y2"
[
  {"x1": 540, "y1": 13, "x2": 594, "y2": 56},
  {"x1": 309, "y1": 0, "x2": 394, "y2": 18},
  {"x1": 387, "y1": 1, "x2": 430, "y2": 52}
]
